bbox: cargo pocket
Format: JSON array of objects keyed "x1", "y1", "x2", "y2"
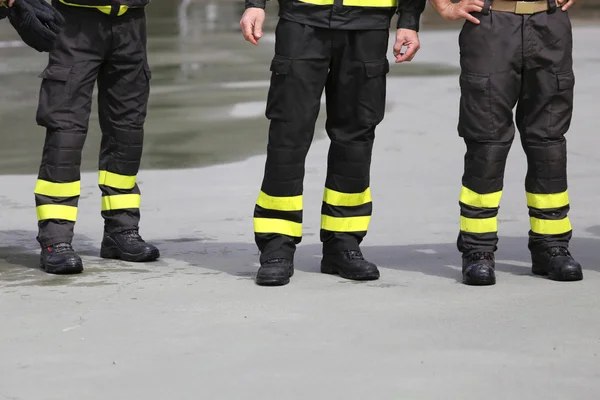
[
  {"x1": 265, "y1": 55, "x2": 292, "y2": 121},
  {"x1": 458, "y1": 72, "x2": 494, "y2": 140},
  {"x1": 548, "y1": 70, "x2": 575, "y2": 138},
  {"x1": 36, "y1": 64, "x2": 73, "y2": 129},
  {"x1": 357, "y1": 58, "x2": 389, "y2": 125}
]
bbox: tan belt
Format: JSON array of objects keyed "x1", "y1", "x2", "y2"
[{"x1": 490, "y1": 0, "x2": 553, "y2": 14}]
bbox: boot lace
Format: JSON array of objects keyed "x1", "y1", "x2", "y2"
[
  {"x1": 122, "y1": 229, "x2": 143, "y2": 242},
  {"x1": 49, "y1": 243, "x2": 73, "y2": 253},
  {"x1": 345, "y1": 250, "x2": 365, "y2": 260},
  {"x1": 548, "y1": 246, "x2": 570, "y2": 257},
  {"x1": 469, "y1": 252, "x2": 494, "y2": 262}
]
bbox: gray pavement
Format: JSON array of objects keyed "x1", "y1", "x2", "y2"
[{"x1": 1, "y1": 21, "x2": 600, "y2": 400}]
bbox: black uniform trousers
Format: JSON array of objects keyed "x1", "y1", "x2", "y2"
[
  {"x1": 456, "y1": 6, "x2": 575, "y2": 255},
  {"x1": 253, "y1": 19, "x2": 389, "y2": 263},
  {"x1": 34, "y1": 2, "x2": 151, "y2": 247}
]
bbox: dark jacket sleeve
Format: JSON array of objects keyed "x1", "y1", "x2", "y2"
[
  {"x1": 245, "y1": 0, "x2": 267, "y2": 8},
  {"x1": 396, "y1": 0, "x2": 427, "y2": 31}
]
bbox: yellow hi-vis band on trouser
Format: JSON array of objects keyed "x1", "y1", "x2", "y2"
[
  {"x1": 98, "y1": 170, "x2": 137, "y2": 190},
  {"x1": 36, "y1": 205, "x2": 78, "y2": 221},
  {"x1": 254, "y1": 218, "x2": 302, "y2": 237},
  {"x1": 58, "y1": 0, "x2": 129, "y2": 16},
  {"x1": 460, "y1": 216, "x2": 497, "y2": 234},
  {"x1": 256, "y1": 191, "x2": 302, "y2": 211},
  {"x1": 530, "y1": 217, "x2": 572, "y2": 235},
  {"x1": 526, "y1": 191, "x2": 569, "y2": 209},
  {"x1": 102, "y1": 194, "x2": 141, "y2": 211},
  {"x1": 460, "y1": 186, "x2": 502, "y2": 208},
  {"x1": 298, "y1": 0, "x2": 397, "y2": 5},
  {"x1": 34, "y1": 180, "x2": 80, "y2": 198},
  {"x1": 321, "y1": 215, "x2": 371, "y2": 232},
  {"x1": 323, "y1": 187, "x2": 372, "y2": 207}
]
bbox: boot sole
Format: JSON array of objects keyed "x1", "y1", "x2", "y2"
[
  {"x1": 321, "y1": 263, "x2": 380, "y2": 281},
  {"x1": 100, "y1": 246, "x2": 160, "y2": 262},
  {"x1": 532, "y1": 266, "x2": 583, "y2": 282},
  {"x1": 40, "y1": 258, "x2": 83, "y2": 275},
  {"x1": 463, "y1": 275, "x2": 496, "y2": 286},
  {"x1": 255, "y1": 267, "x2": 294, "y2": 286}
]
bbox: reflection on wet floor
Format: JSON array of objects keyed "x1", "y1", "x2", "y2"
[{"x1": 0, "y1": 1, "x2": 597, "y2": 174}]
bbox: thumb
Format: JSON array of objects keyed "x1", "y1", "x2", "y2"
[{"x1": 254, "y1": 12, "x2": 265, "y2": 39}]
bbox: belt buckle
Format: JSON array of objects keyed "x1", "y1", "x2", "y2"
[{"x1": 514, "y1": 1, "x2": 536, "y2": 14}]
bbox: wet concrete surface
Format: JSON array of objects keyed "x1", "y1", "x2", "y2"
[{"x1": 2, "y1": 2, "x2": 600, "y2": 399}]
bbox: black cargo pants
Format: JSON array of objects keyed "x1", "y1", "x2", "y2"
[
  {"x1": 253, "y1": 19, "x2": 389, "y2": 263},
  {"x1": 34, "y1": 2, "x2": 151, "y2": 247},
  {"x1": 456, "y1": 4, "x2": 575, "y2": 255}
]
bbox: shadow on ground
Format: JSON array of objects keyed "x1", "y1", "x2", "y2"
[{"x1": 1, "y1": 227, "x2": 599, "y2": 286}]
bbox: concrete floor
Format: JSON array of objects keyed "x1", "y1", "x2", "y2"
[{"x1": 1, "y1": 11, "x2": 600, "y2": 400}]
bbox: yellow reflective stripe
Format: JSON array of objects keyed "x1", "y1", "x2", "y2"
[
  {"x1": 34, "y1": 180, "x2": 80, "y2": 198},
  {"x1": 526, "y1": 191, "x2": 569, "y2": 209},
  {"x1": 98, "y1": 170, "x2": 137, "y2": 190},
  {"x1": 58, "y1": 0, "x2": 129, "y2": 15},
  {"x1": 343, "y1": 0, "x2": 397, "y2": 5},
  {"x1": 298, "y1": 0, "x2": 334, "y2": 4},
  {"x1": 36, "y1": 205, "x2": 77, "y2": 221},
  {"x1": 323, "y1": 187, "x2": 372, "y2": 207},
  {"x1": 256, "y1": 191, "x2": 302, "y2": 211},
  {"x1": 460, "y1": 187, "x2": 502, "y2": 209},
  {"x1": 254, "y1": 218, "x2": 302, "y2": 237},
  {"x1": 321, "y1": 215, "x2": 370, "y2": 232},
  {"x1": 460, "y1": 216, "x2": 497, "y2": 233},
  {"x1": 530, "y1": 217, "x2": 572, "y2": 235},
  {"x1": 102, "y1": 194, "x2": 141, "y2": 211}
]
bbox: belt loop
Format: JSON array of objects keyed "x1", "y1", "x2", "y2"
[
  {"x1": 547, "y1": 0, "x2": 557, "y2": 13},
  {"x1": 110, "y1": 1, "x2": 120, "y2": 17},
  {"x1": 482, "y1": 0, "x2": 492, "y2": 15}
]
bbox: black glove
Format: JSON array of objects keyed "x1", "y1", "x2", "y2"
[
  {"x1": 0, "y1": 0, "x2": 10, "y2": 20},
  {"x1": 8, "y1": 0, "x2": 65, "y2": 52}
]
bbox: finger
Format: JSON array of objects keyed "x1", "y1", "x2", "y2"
[
  {"x1": 395, "y1": 45, "x2": 412, "y2": 63},
  {"x1": 561, "y1": 0, "x2": 573, "y2": 11},
  {"x1": 466, "y1": 4, "x2": 483, "y2": 13},
  {"x1": 403, "y1": 44, "x2": 419, "y2": 62},
  {"x1": 393, "y1": 40, "x2": 405, "y2": 57},
  {"x1": 241, "y1": 20, "x2": 258, "y2": 45},
  {"x1": 472, "y1": 0, "x2": 484, "y2": 7},
  {"x1": 461, "y1": 10, "x2": 480, "y2": 24}
]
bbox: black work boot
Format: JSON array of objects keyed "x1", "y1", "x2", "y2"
[
  {"x1": 321, "y1": 250, "x2": 379, "y2": 281},
  {"x1": 255, "y1": 258, "x2": 294, "y2": 286},
  {"x1": 462, "y1": 252, "x2": 496, "y2": 286},
  {"x1": 40, "y1": 243, "x2": 83, "y2": 275},
  {"x1": 531, "y1": 246, "x2": 583, "y2": 281},
  {"x1": 100, "y1": 229, "x2": 160, "y2": 262}
]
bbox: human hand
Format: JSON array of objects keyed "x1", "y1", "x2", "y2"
[
  {"x1": 240, "y1": 7, "x2": 265, "y2": 46},
  {"x1": 393, "y1": 28, "x2": 421, "y2": 63}
]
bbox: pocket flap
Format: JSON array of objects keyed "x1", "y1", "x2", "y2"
[
  {"x1": 459, "y1": 73, "x2": 490, "y2": 92},
  {"x1": 556, "y1": 70, "x2": 574, "y2": 90},
  {"x1": 364, "y1": 59, "x2": 390, "y2": 78},
  {"x1": 39, "y1": 64, "x2": 72, "y2": 82},
  {"x1": 270, "y1": 56, "x2": 291, "y2": 76}
]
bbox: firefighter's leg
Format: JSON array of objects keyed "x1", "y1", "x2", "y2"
[
  {"x1": 97, "y1": 9, "x2": 159, "y2": 263},
  {"x1": 517, "y1": 9, "x2": 582, "y2": 281},
  {"x1": 253, "y1": 19, "x2": 331, "y2": 286},
  {"x1": 456, "y1": 11, "x2": 522, "y2": 285},
  {"x1": 34, "y1": 6, "x2": 105, "y2": 274},
  {"x1": 318, "y1": 28, "x2": 390, "y2": 281}
]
